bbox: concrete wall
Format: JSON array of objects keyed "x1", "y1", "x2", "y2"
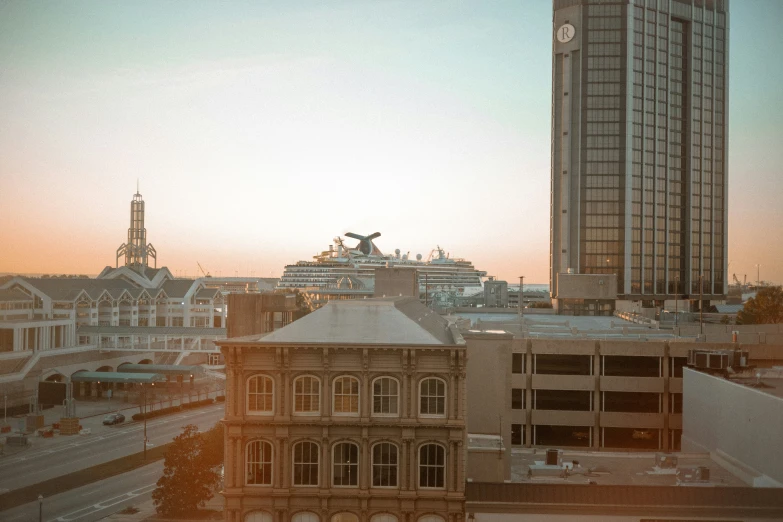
[
  {"x1": 225, "y1": 293, "x2": 296, "y2": 338},
  {"x1": 373, "y1": 267, "x2": 419, "y2": 298},
  {"x1": 683, "y1": 368, "x2": 783, "y2": 486},
  {"x1": 556, "y1": 273, "x2": 618, "y2": 300},
  {"x1": 464, "y1": 332, "x2": 513, "y2": 480}
]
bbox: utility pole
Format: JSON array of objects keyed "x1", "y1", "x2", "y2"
[
  {"x1": 756, "y1": 264, "x2": 761, "y2": 291},
  {"x1": 674, "y1": 276, "x2": 679, "y2": 330},
  {"x1": 143, "y1": 384, "x2": 148, "y2": 461},
  {"x1": 699, "y1": 274, "x2": 704, "y2": 337},
  {"x1": 518, "y1": 276, "x2": 524, "y2": 317},
  {"x1": 424, "y1": 273, "x2": 428, "y2": 307}
]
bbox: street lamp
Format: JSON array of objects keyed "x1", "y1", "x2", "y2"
[
  {"x1": 518, "y1": 276, "x2": 524, "y2": 317},
  {"x1": 38, "y1": 494, "x2": 43, "y2": 522},
  {"x1": 142, "y1": 383, "x2": 149, "y2": 461}
]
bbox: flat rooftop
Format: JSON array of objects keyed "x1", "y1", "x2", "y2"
[
  {"x1": 510, "y1": 449, "x2": 747, "y2": 487},
  {"x1": 456, "y1": 313, "x2": 676, "y2": 339},
  {"x1": 725, "y1": 369, "x2": 783, "y2": 399}
]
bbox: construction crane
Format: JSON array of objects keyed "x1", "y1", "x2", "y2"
[
  {"x1": 732, "y1": 273, "x2": 741, "y2": 286},
  {"x1": 197, "y1": 262, "x2": 212, "y2": 278}
]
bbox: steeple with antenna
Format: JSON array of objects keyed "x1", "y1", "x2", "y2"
[{"x1": 116, "y1": 185, "x2": 157, "y2": 271}]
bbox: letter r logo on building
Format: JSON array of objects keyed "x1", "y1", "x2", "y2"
[{"x1": 557, "y1": 23, "x2": 576, "y2": 43}]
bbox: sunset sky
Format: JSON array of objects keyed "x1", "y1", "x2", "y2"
[{"x1": 1, "y1": 1, "x2": 782, "y2": 285}]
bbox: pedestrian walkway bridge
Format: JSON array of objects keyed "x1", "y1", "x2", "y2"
[{"x1": 77, "y1": 325, "x2": 226, "y2": 353}]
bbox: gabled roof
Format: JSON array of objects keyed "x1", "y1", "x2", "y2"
[
  {"x1": 19, "y1": 277, "x2": 137, "y2": 302},
  {"x1": 196, "y1": 288, "x2": 221, "y2": 299},
  {"x1": 228, "y1": 297, "x2": 457, "y2": 345},
  {"x1": 162, "y1": 279, "x2": 199, "y2": 299},
  {"x1": 0, "y1": 288, "x2": 33, "y2": 302}
]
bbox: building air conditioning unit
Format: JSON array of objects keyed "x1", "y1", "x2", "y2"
[
  {"x1": 546, "y1": 449, "x2": 563, "y2": 466},
  {"x1": 677, "y1": 466, "x2": 710, "y2": 484},
  {"x1": 655, "y1": 453, "x2": 678, "y2": 469},
  {"x1": 687, "y1": 349, "x2": 750, "y2": 373}
]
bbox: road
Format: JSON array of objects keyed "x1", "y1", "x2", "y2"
[
  {"x1": 1, "y1": 461, "x2": 163, "y2": 522},
  {"x1": 0, "y1": 403, "x2": 224, "y2": 494}
]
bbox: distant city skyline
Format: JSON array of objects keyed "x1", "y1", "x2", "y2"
[{"x1": 2, "y1": 1, "x2": 782, "y2": 285}]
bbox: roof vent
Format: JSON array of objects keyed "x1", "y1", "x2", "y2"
[{"x1": 677, "y1": 466, "x2": 711, "y2": 485}]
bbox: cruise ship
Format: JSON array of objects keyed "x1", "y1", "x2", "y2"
[{"x1": 276, "y1": 232, "x2": 487, "y2": 308}]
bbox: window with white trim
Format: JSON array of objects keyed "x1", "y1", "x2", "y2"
[
  {"x1": 372, "y1": 377, "x2": 399, "y2": 415},
  {"x1": 418, "y1": 444, "x2": 445, "y2": 489},
  {"x1": 372, "y1": 442, "x2": 398, "y2": 487},
  {"x1": 419, "y1": 378, "x2": 446, "y2": 416},
  {"x1": 293, "y1": 441, "x2": 319, "y2": 486},
  {"x1": 332, "y1": 442, "x2": 359, "y2": 486},
  {"x1": 247, "y1": 375, "x2": 274, "y2": 414},
  {"x1": 294, "y1": 375, "x2": 320, "y2": 414},
  {"x1": 245, "y1": 440, "x2": 272, "y2": 485},
  {"x1": 332, "y1": 376, "x2": 359, "y2": 415}
]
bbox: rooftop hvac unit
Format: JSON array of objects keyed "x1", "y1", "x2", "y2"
[
  {"x1": 687, "y1": 349, "x2": 751, "y2": 372},
  {"x1": 677, "y1": 466, "x2": 710, "y2": 483},
  {"x1": 546, "y1": 449, "x2": 563, "y2": 466},
  {"x1": 655, "y1": 453, "x2": 678, "y2": 469}
]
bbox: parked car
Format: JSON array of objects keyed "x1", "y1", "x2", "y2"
[
  {"x1": 103, "y1": 413, "x2": 125, "y2": 425},
  {"x1": 632, "y1": 429, "x2": 654, "y2": 440}
]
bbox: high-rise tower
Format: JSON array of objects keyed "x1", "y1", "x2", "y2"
[
  {"x1": 550, "y1": 0, "x2": 728, "y2": 314},
  {"x1": 116, "y1": 187, "x2": 156, "y2": 270}
]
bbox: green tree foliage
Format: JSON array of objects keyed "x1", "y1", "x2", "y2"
[
  {"x1": 152, "y1": 424, "x2": 222, "y2": 518},
  {"x1": 275, "y1": 288, "x2": 313, "y2": 319},
  {"x1": 736, "y1": 286, "x2": 783, "y2": 325}
]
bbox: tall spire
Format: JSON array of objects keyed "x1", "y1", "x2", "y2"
[{"x1": 115, "y1": 187, "x2": 157, "y2": 271}]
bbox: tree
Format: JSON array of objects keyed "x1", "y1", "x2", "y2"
[
  {"x1": 275, "y1": 288, "x2": 313, "y2": 319},
  {"x1": 736, "y1": 285, "x2": 783, "y2": 325},
  {"x1": 152, "y1": 424, "x2": 222, "y2": 518}
]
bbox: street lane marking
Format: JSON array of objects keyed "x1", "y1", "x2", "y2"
[
  {"x1": 53, "y1": 483, "x2": 156, "y2": 521},
  {"x1": 0, "y1": 406, "x2": 223, "y2": 468}
]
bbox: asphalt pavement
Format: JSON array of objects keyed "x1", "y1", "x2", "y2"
[
  {"x1": 1, "y1": 460, "x2": 163, "y2": 522},
  {"x1": 0, "y1": 399, "x2": 224, "y2": 494}
]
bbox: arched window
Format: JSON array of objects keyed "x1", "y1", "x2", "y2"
[
  {"x1": 292, "y1": 512, "x2": 320, "y2": 522},
  {"x1": 419, "y1": 378, "x2": 446, "y2": 416},
  {"x1": 417, "y1": 516, "x2": 445, "y2": 522},
  {"x1": 294, "y1": 375, "x2": 321, "y2": 414},
  {"x1": 245, "y1": 440, "x2": 273, "y2": 486},
  {"x1": 331, "y1": 513, "x2": 359, "y2": 522},
  {"x1": 372, "y1": 442, "x2": 398, "y2": 487},
  {"x1": 371, "y1": 515, "x2": 398, "y2": 522},
  {"x1": 244, "y1": 511, "x2": 273, "y2": 522},
  {"x1": 372, "y1": 377, "x2": 399, "y2": 415},
  {"x1": 332, "y1": 376, "x2": 359, "y2": 415},
  {"x1": 293, "y1": 441, "x2": 320, "y2": 486},
  {"x1": 247, "y1": 375, "x2": 274, "y2": 414},
  {"x1": 418, "y1": 444, "x2": 445, "y2": 489},
  {"x1": 332, "y1": 442, "x2": 359, "y2": 487}
]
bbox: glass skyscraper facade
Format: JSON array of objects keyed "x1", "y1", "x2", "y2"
[{"x1": 551, "y1": 0, "x2": 728, "y2": 307}]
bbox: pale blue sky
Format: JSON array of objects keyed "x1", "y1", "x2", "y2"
[{"x1": 1, "y1": 1, "x2": 781, "y2": 284}]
